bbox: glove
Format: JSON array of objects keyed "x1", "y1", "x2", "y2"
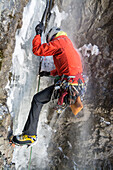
[
  {"x1": 39, "y1": 71, "x2": 50, "y2": 77},
  {"x1": 35, "y1": 22, "x2": 44, "y2": 36}
]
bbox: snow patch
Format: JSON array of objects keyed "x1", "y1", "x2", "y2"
[
  {"x1": 100, "y1": 117, "x2": 111, "y2": 125},
  {"x1": 0, "y1": 103, "x2": 9, "y2": 119},
  {"x1": 58, "y1": 146, "x2": 63, "y2": 152},
  {"x1": 58, "y1": 146, "x2": 69, "y2": 160},
  {"x1": 67, "y1": 141, "x2": 72, "y2": 149},
  {"x1": 79, "y1": 43, "x2": 100, "y2": 57}
]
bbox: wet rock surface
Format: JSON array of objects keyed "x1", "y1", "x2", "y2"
[
  {"x1": 0, "y1": 0, "x2": 113, "y2": 169},
  {"x1": 60, "y1": 0, "x2": 113, "y2": 112},
  {"x1": 0, "y1": 113, "x2": 14, "y2": 169},
  {"x1": 47, "y1": 0, "x2": 113, "y2": 169},
  {"x1": 0, "y1": 0, "x2": 29, "y2": 102},
  {"x1": 47, "y1": 101, "x2": 113, "y2": 169}
]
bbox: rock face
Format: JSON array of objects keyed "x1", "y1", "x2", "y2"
[
  {"x1": 61, "y1": 0, "x2": 113, "y2": 112},
  {"x1": 0, "y1": 0, "x2": 29, "y2": 103},
  {"x1": 47, "y1": 0, "x2": 113, "y2": 169},
  {"x1": 0, "y1": 0, "x2": 113, "y2": 169},
  {"x1": 0, "y1": 0, "x2": 29, "y2": 169}
]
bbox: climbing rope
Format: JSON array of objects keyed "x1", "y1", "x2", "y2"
[
  {"x1": 28, "y1": 147, "x2": 32, "y2": 170},
  {"x1": 28, "y1": 0, "x2": 53, "y2": 169}
]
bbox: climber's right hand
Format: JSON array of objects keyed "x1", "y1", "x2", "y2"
[{"x1": 39, "y1": 71, "x2": 50, "y2": 77}]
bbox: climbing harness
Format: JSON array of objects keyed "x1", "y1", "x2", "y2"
[{"x1": 52, "y1": 74, "x2": 85, "y2": 113}]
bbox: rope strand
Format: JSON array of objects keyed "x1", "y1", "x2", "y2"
[{"x1": 28, "y1": 147, "x2": 32, "y2": 170}]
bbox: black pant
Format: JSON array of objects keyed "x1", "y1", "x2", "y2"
[{"x1": 23, "y1": 85, "x2": 54, "y2": 135}]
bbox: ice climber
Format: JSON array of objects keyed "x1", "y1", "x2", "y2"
[{"x1": 12, "y1": 23, "x2": 85, "y2": 146}]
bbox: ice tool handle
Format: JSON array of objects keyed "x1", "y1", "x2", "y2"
[
  {"x1": 38, "y1": 0, "x2": 53, "y2": 92},
  {"x1": 40, "y1": 0, "x2": 53, "y2": 34},
  {"x1": 40, "y1": 0, "x2": 49, "y2": 27}
]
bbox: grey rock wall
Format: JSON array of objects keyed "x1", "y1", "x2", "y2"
[
  {"x1": 47, "y1": 0, "x2": 113, "y2": 169},
  {"x1": 0, "y1": 0, "x2": 29, "y2": 103},
  {"x1": 61, "y1": 0, "x2": 113, "y2": 112},
  {"x1": 0, "y1": 0, "x2": 29, "y2": 169}
]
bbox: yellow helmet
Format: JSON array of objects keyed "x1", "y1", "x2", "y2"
[
  {"x1": 46, "y1": 27, "x2": 67, "y2": 42},
  {"x1": 55, "y1": 31, "x2": 67, "y2": 38}
]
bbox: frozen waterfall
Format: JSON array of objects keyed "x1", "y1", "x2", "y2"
[{"x1": 6, "y1": 0, "x2": 68, "y2": 169}]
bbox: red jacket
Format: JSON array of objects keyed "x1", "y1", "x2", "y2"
[{"x1": 32, "y1": 34, "x2": 84, "y2": 83}]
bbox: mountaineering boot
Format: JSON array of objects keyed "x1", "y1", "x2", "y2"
[{"x1": 12, "y1": 134, "x2": 37, "y2": 146}]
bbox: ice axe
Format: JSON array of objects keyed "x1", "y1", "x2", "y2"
[{"x1": 37, "y1": 0, "x2": 53, "y2": 92}]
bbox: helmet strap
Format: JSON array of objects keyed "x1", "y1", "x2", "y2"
[{"x1": 50, "y1": 34, "x2": 57, "y2": 41}]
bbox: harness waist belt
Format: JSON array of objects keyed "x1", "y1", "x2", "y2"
[{"x1": 60, "y1": 73, "x2": 85, "y2": 84}]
